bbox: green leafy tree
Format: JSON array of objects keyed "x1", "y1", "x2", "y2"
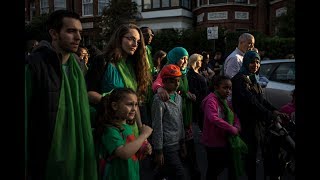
[
  {"x1": 25, "y1": 13, "x2": 50, "y2": 41},
  {"x1": 99, "y1": 0, "x2": 140, "y2": 44}
]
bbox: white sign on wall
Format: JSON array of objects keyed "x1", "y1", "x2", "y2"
[
  {"x1": 235, "y1": 11, "x2": 249, "y2": 20},
  {"x1": 82, "y1": 22, "x2": 93, "y2": 29},
  {"x1": 207, "y1": 26, "x2": 218, "y2": 40},
  {"x1": 207, "y1": 11, "x2": 228, "y2": 20}
]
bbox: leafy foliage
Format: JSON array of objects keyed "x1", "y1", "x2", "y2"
[
  {"x1": 99, "y1": 0, "x2": 139, "y2": 43},
  {"x1": 25, "y1": 13, "x2": 49, "y2": 41},
  {"x1": 152, "y1": 27, "x2": 227, "y2": 57},
  {"x1": 152, "y1": 28, "x2": 294, "y2": 60}
]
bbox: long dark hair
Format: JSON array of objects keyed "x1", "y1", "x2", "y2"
[
  {"x1": 94, "y1": 88, "x2": 137, "y2": 142},
  {"x1": 103, "y1": 24, "x2": 152, "y2": 101}
]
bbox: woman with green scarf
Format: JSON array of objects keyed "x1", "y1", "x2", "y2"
[
  {"x1": 152, "y1": 47, "x2": 200, "y2": 180},
  {"x1": 87, "y1": 24, "x2": 152, "y2": 138},
  {"x1": 201, "y1": 75, "x2": 247, "y2": 180},
  {"x1": 231, "y1": 50, "x2": 288, "y2": 180}
]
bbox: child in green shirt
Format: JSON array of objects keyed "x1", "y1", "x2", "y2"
[{"x1": 95, "y1": 88, "x2": 153, "y2": 180}]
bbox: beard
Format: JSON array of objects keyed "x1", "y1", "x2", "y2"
[{"x1": 58, "y1": 37, "x2": 78, "y2": 53}]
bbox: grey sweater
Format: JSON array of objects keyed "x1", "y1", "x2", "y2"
[{"x1": 151, "y1": 93, "x2": 185, "y2": 152}]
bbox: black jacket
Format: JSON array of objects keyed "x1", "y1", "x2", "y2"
[
  {"x1": 187, "y1": 68, "x2": 209, "y2": 123},
  {"x1": 25, "y1": 41, "x2": 84, "y2": 180},
  {"x1": 231, "y1": 73, "x2": 277, "y2": 143}
]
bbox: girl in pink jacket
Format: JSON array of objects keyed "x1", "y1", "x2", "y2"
[{"x1": 201, "y1": 75, "x2": 247, "y2": 180}]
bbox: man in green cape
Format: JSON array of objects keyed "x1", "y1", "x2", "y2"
[{"x1": 25, "y1": 10, "x2": 97, "y2": 180}]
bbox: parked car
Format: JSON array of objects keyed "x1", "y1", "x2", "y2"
[{"x1": 259, "y1": 59, "x2": 295, "y2": 109}]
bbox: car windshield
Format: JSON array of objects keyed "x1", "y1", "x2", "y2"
[
  {"x1": 269, "y1": 62, "x2": 295, "y2": 84},
  {"x1": 260, "y1": 60, "x2": 295, "y2": 85}
]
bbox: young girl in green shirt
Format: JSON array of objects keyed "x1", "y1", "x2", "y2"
[{"x1": 95, "y1": 88, "x2": 153, "y2": 180}]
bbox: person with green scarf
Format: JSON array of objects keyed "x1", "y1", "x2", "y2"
[
  {"x1": 25, "y1": 10, "x2": 97, "y2": 180},
  {"x1": 201, "y1": 75, "x2": 247, "y2": 180},
  {"x1": 152, "y1": 47, "x2": 200, "y2": 180},
  {"x1": 231, "y1": 50, "x2": 288, "y2": 180},
  {"x1": 87, "y1": 24, "x2": 152, "y2": 138},
  {"x1": 139, "y1": 26, "x2": 155, "y2": 127}
]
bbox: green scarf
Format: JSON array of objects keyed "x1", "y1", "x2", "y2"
[
  {"x1": 116, "y1": 58, "x2": 137, "y2": 91},
  {"x1": 146, "y1": 45, "x2": 155, "y2": 75},
  {"x1": 214, "y1": 91, "x2": 248, "y2": 179},
  {"x1": 45, "y1": 54, "x2": 98, "y2": 180},
  {"x1": 145, "y1": 46, "x2": 154, "y2": 104},
  {"x1": 116, "y1": 58, "x2": 139, "y2": 137},
  {"x1": 179, "y1": 75, "x2": 193, "y2": 128}
]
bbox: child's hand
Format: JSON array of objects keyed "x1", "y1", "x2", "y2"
[
  {"x1": 137, "y1": 140, "x2": 152, "y2": 160},
  {"x1": 157, "y1": 87, "x2": 169, "y2": 102},
  {"x1": 140, "y1": 124, "x2": 153, "y2": 139},
  {"x1": 145, "y1": 142, "x2": 152, "y2": 155}
]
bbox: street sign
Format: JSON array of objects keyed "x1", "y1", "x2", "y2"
[{"x1": 207, "y1": 26, "x2": 218, "y2": 40}]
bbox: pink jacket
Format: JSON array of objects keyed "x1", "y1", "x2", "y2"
[
  {"x1": 152, "y1": 71, "x2": 163, "y2": 92},
  {"x1": 280, "y1": 102, "x2": 295, "y2": 116},
  {"x1": 200, "y1": 93, "x2": 240, "y2": 147}
]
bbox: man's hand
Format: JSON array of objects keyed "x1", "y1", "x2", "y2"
[{"x1": 186, "y1": 91, "x2": 196, "y2": 101}]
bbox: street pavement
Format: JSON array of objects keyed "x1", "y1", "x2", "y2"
[
  {"x1": 192, "y1": 123, "x2": 295, "y2": 180},
  {"x1": 141, "y1": 123, "x2": 295, "y2": 180}
]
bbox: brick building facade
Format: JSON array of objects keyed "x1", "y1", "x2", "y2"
[{"x1": 25, "y1": 0, "x2": 291, "y2": 46}]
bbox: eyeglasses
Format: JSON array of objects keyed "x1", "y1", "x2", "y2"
[{"x1": 123, "y1": 36, "x2": 141, "y2": 45}]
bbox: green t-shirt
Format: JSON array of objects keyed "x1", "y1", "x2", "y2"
[{"x1": 101, "y1": 124, "x2": 140, "y2": 180}]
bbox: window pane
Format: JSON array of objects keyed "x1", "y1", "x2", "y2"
[
  {"x1": 144, "y1": 0, "x2": 151, "y2": 9},
  {"x1": 260, "y1": 64, "x2": 274, "y2": 78},
  {"x1": 171, "y1": 0, "x2": 179, "y2": 7},
  {"x1": 182, "y1": 0, "x2": 190, "y2": 8},
  {"x1": 162, "y1": 0, "x2": 169, "y2": 7},
  {"x1": 40, "y1": 0, "x2": 49, "y2": 14},
  {"x1": 98, "y1": 0, "x2": 110, "y2": 15},
  {"x1": 270, "y1": 62, "x2": 295, "y2": 83},
  {"x1": 83, "y1": 0, "x2": 93, "y2": 15},
  {"x1": 54, "y1": 0, "x2": 66, "y2": 10},
  {"x1": 153, "y1": 0, "x2": 160, "y2": 8},
  {"x1": 84, "y1": 4, "x2": 93, "y2": 15}
]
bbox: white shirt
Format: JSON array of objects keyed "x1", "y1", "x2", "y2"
[{"x1": 223, "y1": 47, "x2": 245, "y2": 78}]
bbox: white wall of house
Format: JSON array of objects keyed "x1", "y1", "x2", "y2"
[{"x1": 135, "y1": 0, "x2": 193, "y2": 31}]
